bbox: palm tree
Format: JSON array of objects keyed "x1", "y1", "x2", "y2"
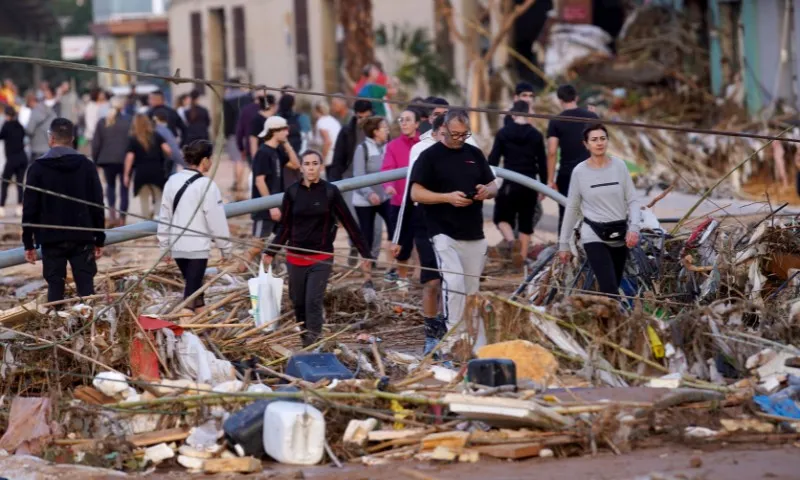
[
  {"x1": 339, "y1": 0, "x2": 375, "y2": 87},
  {"x1": 375, "y1": 24, "x2": 460, "y2": 97}
]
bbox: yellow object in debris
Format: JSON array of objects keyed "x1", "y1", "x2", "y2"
[
  {"x1": 390, "y1": 400, "x2": 412, "y2": 430},
  {"x1": 647, "y1": 325, "x2": 665, "y2": 359}
]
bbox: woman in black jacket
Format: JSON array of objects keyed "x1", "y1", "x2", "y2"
[
  {"x1": 263, "y1": 150, "x2": 372, "y2": 347},
  {"x1": 123, "y1": 114, "x2": 173, "y2": 219}
]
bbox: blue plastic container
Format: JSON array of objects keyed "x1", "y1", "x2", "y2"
[{"x1": 285, "y1": 353, "x2": 353, "y2": 382}]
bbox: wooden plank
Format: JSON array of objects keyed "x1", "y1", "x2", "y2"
[
  {"x1": 443, "y1": 393, "x2": 573, "y2": 429},
  {"x1": 0, "y1": 300, "x2": 43, "y2": 327},
  {"x1": 73, "y1": 386, "x2": 116, "y2": 405},
  {"x1": 368, "y1": 429, "x2": 426, "y2": 442},
  {"x1": 420, "y1": 431, "x2": 469, "y2": 451},
  {"x1": 203, "y1": 457, "x2": 262, "y2": 473},
  {"x1": 269, "y1": 344, "x2": 294, "y2": 358},
  {"x1": 474, "y1": 442, "x2": 543, "y2": 459},
  {"x1": 55, "y1": 428, "x2": 191, "y2": 450},
  {"x1": 129, "y1": 428, "x2": 190, "y2": 447}
]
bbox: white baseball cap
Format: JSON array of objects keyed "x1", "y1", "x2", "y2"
[{"x1": 258, "y1": 115, "x2": 288, "y2": 138}]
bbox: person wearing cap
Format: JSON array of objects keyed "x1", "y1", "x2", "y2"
[{"x1": 242, "y1": 115, "x2": 299, "y2": 268}]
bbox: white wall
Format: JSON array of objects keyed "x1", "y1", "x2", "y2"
[
  {"x1": 169, "y1": 0, "x2": 298, "y2": 97},
  {"x1": 168, "y1": 0, "x2": 458, "y2": 100}
]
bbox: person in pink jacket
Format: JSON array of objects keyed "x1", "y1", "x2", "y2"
[{"x1": 381, "y1": 108, "x2": 420, "y2": 288}]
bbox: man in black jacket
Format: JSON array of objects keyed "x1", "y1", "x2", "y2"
[
  {"x1": 489, "y1": 100, "x2": 547, "y2": 267},
  {"x1": 148, "y1": 90, "x2": 187, "y2": 142},
  {"x1": 23, "y1": 118, "x2": 105, "y2": 302},
  {"x1": 327, "y1": 99, "x2": 374, "y2": 182}
]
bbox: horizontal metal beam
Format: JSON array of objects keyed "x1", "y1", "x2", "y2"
[{"x1": 0, "y1": 168, "x2": 564, "y2": 269}]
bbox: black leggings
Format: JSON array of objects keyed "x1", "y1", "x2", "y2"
[
  {"x1": 288, "y1": 261, "x2": 333, "y2": 347},
  {"x1": 175, "y1": 258, "x2": 208, "y2": 310},
  {"x1": 390, "y1": 204, "x2": 414, "y2": 261},
  {"x1": 0, "y1": 155, "x2": 26, "y2": 206},
  {"x1": 355, "y1": 200, "x2": 396, "y2": 255},
  {"x1": 584, "y1": 242, "x2": 628, "y2": 296},
  {"x1": 556, "y1": 171, "x2": 572, "y2": 234}
]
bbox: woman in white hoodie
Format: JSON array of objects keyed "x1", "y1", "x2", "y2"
[{"x1": 157, "y1": 140, "x2": 232, "y2": 312}]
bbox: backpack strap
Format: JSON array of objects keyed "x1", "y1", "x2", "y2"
[
  {"x1": 361, "y1": 141, "x2": 368, "y2": 166},
  {"x1": 172, "y1": 172, "x2": 204, "y2": 212}
]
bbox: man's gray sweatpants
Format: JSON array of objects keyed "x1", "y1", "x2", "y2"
[{"x1": 432, "y1": 234, "x2": 488, "y2": 353}]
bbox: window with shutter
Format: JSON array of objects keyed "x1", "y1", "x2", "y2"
[
  {"x1": 233, "y1": 6, "x2": 247, "y2": 70},
  {"x1": 190, "y1": 11, "x2": 205, "y2": 93},
  {"x1": 294, "y1": 0, "x2": 311, "y2": 88}
]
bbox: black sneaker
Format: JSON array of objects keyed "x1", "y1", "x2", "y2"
[
  {"x1": 348, "y1": 247, "x2": 358, "y2": 267},
  {"x1": 384, "y1": 269, "x2": 399, "y2": 283}
]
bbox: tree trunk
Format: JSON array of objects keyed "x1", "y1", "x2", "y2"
[{"x1": 339, "y1": 0, "x2": 375, "y2": 87}]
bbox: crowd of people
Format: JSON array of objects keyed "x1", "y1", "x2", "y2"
[{"x1": 15, "y1": 68, "x2": 642, "y2": 363}]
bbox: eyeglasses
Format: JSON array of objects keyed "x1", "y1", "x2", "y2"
[{"x1": 446, "y1": 126, "x2": 472, "y2": 140}]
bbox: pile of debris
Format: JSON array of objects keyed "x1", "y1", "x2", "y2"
[
  {"x1": 532, "y1": 4, "x2": 798, "y2": 200},
  {"x1": 2, "y1": 206, "x2": 800, "y2": 475}
]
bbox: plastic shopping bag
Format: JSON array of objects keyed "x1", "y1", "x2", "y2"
[{"x1": 248, "y1": 263, "x2": 283, "y2": 331}]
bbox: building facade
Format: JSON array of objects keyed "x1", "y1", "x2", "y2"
[
  {"x1": 92, "y1": 0, "x2": 171, "y2": 99},
  {"x1": 166, "y1": 0, "x2": 490, "y2": 98}
]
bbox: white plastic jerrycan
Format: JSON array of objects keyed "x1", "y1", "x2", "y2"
[{"x1": 262, "y1": 401, "x2": 325, "y2": 465}]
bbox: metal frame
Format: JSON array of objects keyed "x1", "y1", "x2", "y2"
[{"x1": 0, "y1": 167, "x2": 566, "y2": 269}]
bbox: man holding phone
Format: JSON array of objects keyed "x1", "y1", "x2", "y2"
[{"x1": 410, "y1": 109, "x2": 497, "y2": 358}]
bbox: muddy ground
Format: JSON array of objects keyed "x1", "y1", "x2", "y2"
[{"x1": 5, "y1": 444, "x2": 796, "y2": 479}]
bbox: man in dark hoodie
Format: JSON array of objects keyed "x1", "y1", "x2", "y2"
[
  {"x1": 488, "y1": 100, "x2": 547, "y2": 267},
  {"x1": 23, "y1": 118, "x2": 105, "y2": 302},
  {"x1": 328, "y1": 99, "x2": 373, "y2": 182},
  {"x1": 148, "y1": 90, "x2": 187, "y2": 142},
  {"x1": 503, "y1": 82, "x2": 535, "y2": 128}
]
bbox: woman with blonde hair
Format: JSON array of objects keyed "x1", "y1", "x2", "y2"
[
  {"x1": 123, "y1": 114, "x2": 172, "y2": 219},
  {"x1": 92, "y1": 96, "x2": 132, "y2": 226}
]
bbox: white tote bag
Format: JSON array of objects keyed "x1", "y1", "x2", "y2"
[{"x1": 248, "y1": 263, "x2": 283, "y2": 331}]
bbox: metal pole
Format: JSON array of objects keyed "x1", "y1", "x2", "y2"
[{"x1": 0, "y1": 168, "x2": 563, "y2": 269}]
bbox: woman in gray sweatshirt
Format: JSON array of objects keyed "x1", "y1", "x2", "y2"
[
  {"x1": 558, "y1": 123, "x2": 641, "y2": 296},
  {"x1": 92, "y1": 97, "x2": 132, "y2": 226},
  {"x1": 351, "y1": 116, "x2": 394, "y2": 258}
]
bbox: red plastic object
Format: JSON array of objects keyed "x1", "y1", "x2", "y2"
[{"x1": 130, "y1": 316, "x2": 184, "y2": 381}]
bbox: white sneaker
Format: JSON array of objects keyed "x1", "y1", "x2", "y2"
[
  {"x1": 397, "y1": 278, "x2": 410, "y2": 295},
  {"x1": 14, "y1": 206, "x2": 22, "y2": 217},
  {"x1": 0, "y1": 207, "x2": 6, "y2": 218}
]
